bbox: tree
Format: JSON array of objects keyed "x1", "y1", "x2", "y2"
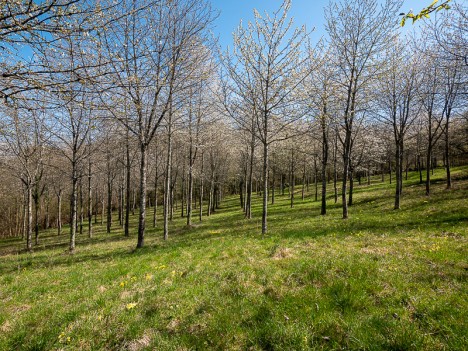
[
  {"x1": 374, "y1": 40, "x2": 421, "y2": 209},
  {"x1": 222, "y1": 0, "x2": 310, "y2": 234},
  {"x1": 325, "y1": 0, "x2": 400, "y2": 219},
  {"x1": 0, "y1": 102, "x2": 46, "y2": 250}
]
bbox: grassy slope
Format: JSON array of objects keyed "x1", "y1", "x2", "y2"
[{"x1": 0, "y1": 167, "x2": 467, "y2": 351}]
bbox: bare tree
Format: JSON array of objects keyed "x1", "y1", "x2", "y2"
[{"x1": 0, "y1": 102, "x2": 45, "y2": 250}]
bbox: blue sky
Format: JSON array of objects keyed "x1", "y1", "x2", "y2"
[{"x1": 210, "y1": 0, "x2": 426, "y2": 49}]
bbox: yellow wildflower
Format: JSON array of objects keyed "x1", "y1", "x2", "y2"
[{"x1": 126, "y1": 302, "x2": 138, "y2": 310}]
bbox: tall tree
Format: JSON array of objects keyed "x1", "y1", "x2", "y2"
[
  {"x1": 325, "y1": 0, "x2": 401, "y2": 219},
  {"x1": 222, "y1": 0, "x2": 311, "y2": 234},
  {"x1": 97, "y1": 0, "x2": 215, "y2": 247}
]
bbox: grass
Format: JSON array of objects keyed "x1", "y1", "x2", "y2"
[{"x1": 0, "y1": 166, "x2": 467, "y2": 350}]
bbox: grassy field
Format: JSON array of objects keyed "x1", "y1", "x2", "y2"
[{"x1": 0, "y1": 167, "x2": 467, "y2": 351}]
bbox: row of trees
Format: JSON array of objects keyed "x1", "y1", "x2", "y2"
[{"x1": 0, "y1": 0, "x2": 467, "y2": 252}]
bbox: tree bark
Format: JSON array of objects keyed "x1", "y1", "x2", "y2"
[
  {"x1": 88, "y1": 155, "x2": 93, "y2": 238},
  {"x1": 125, "y1": 131, "x2": 131, "y2": 236},
  {"x1": 199, "y1": 152, "x2": 204, "y2": 222},
  {"x1": 164, "y1": 123, "x2": 172, "y2": 241},
  {"x1": 26, "y1": 185, "x2": 32, "y2": 251},
  {"x1": 57, "y1": 191, "x2": 62, "y2": 236},
  {"x1": 136, "y1": 143, "x2": 147, "y2": 248},
  {"x1": 69, "y1": 166, "x2": 78, "y2": 253},
  {"x1": 261, "y1": 141, "x2": 268, "y2": 235}
]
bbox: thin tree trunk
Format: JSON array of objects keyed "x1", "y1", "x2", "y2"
[
  {"x1": 246, "y1": 134, "x2": 254, "y2": 219},
  {"x1": 321, "y1": 134, "x2": 328, "y2": 215},
  {"x1": 348, "y1": 167, "x2": 354, "y2": 207},
  {"x1": 445, "y1": 120, "x2": 451, "y2": 189},
  {"x1": 290, "y1": 149, "x2": 295, "y2": 208},
  {"x1": 34, "y1": 185, "x2": 39, "y2": 245},
  {"x1": 70, "y1": 165, "x2": 78, "y2": 253},
  {"x1": 394, "y1": 140, "x2": 401, "y2": 210},
  {"x1": 57, "y1": 191, "x2": 62, "y2": 236},
  {"x1": 426, "y1": 147, "x2": 432, "y2": 196},
  {"x1": 153, "y1": 165, "x2": 158, "y2": 228},
  {"x1": 261, "y1": 141, "x2": 268, "y2": 235},
  {"x1": 79, "y1": 178, "x2": 83, "y2": 235},
  {"x1": 301, "y1": 161, "x2": 305, "y2": 201},
  {"x1": 333, "y1": 138, "x2": 338, "y2": 204},
  {"x1": 26, "y1": 185, "x2": 32, "y2": 251},
  {"x1": 164, "y1": 122, "x2": 172, "y2": 241},
  {"x1": 125, "y1": 131, "x2": 131, "y2": 236},
  {"x1": 271, "y1": 164, "x2": 275, "y2": 205},
  {"x1": 342, "y1": 132, "x2": 351, "y2": 219},
  {"x1": 199, "y1": 152, "x2": 204, "y2": 222},
  {"x1": 314, "y1": 157, "x2": 318, "y2": 202},
  {"x1": 88, "y1": 156, "x2": 93, "y2": 238},
  {"x1": 106, "y1": 172, "x2": 112, "y2": 234},
  {"x1": 136, "y1": 143, "x2": 148, "y2": 248}
]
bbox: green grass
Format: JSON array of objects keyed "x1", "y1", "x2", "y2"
[{"x1": 1, "y1": 166, "x2": 467, "y2": 350}]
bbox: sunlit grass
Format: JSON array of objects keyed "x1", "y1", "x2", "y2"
[{"x1": 0, "y1": 166, "x2": 467, "y2": 350}]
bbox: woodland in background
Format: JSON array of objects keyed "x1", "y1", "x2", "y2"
[{"x1": 0, "y1": 0, "x2": 467, "y2": 251}]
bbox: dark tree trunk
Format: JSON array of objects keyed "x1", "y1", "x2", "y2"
[
  {"x1": 445, "y1": 119, "x2": 451, "y2": 189},
  {"x1": 79, "y1": 178, "x2": 83, "y2": 235},
  {"x1": 321, "y1": 133, "x2": 328, "y2": 215},
  {"x1": 342, "y1": 130, "x2": 351, "y2": 219},
  {"x1": 199, "y1": 152, "x2": 204, "y2": 222},
  {"x1": 57, "y1": 191, "x2": 62, "y2": 236},
  {"x1": 88, "y1": 156, "x2": 93, "y2": 238},
  {"x1": 164, "y1": 122, "x2": 172, "y2": 240},
  {"x1": 394, "y1": 140, "x2": 401, "y2": 210},
  {"x1": 348, "y1": 167, "x2": 354, "y2": 207},
  {"x1": 106, "y1": 172, "x2": 113, "y2": 234},
  {"x1": 70, "y1": 164, "x2": 78, "y2": 253},
  {"x1": 290, "y1": 149, "x2": 295, "y2": 208},
  {"x1": 136, "y1": 143, "x2": 147, "y2": 248},
  {"x1": 261, "y1": 141, "x2": 268, "y2": 235},
  {"x1": 125, "y1": 132, "x2": 131, "y2": 236}
]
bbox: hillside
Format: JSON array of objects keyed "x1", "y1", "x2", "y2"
[{"x1": 1, "y1": 167, "x2": 467, "y2": 351}]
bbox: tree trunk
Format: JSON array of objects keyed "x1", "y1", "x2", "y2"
[
  {"x1": 426, "y1": 147, "x2": 432, "y2": 196},
  {"x1": 208, "y1": 171, "x2": 214, "y2": 217},
  {"x1": 34, "y1": 185, "x2": 40, "y2": 245},
  {"x1": 88, "y1": 156, "x2": 93, "y2": 238},
  {"x1": 125, "y1": 132, "x2": 131, "y2": 236},
  {"x1": 445, "y1": 119, "x2": 451, "y2": 189},
  {"x1": 70, "y1": 167, "x2": 78, "y2": 253},
  {"x1": 136, "y1": 143, "x2": 147, "y2": 248},
  {"x1": 261, "y1": 141, "x2": 268, "y2": 235},
  {"x1": 314, "y1": 157, "x2": 318, "y2": 202},
  {"x1": 290, "y1": 149, "x2": 295, "y2": 208},
  {"x1": 394, "y1": 140, "x2": 401, "y2": 210},
  {"x1": 321, "y1": 135, "x2": 328, "y2": 215},
  {"x1": 348, "y1": 167, "x2": 354, "y2": 207},
  {"x1": 164, "y1": 124, "x2": 172, "y2": 241},
  {"x1": 153, "y1": 166, "x2": 158, "y2": 228},
  {"x1": 79, "y1": 178, "x2": 83, "y2": 235},
  {"x1": 342, "y1": 131, "x2": 351, "y2": 219},
  {"x1": 246, "y1": 134, "x2": 254, "y2": 219},
  {"x1": 333, "y1": 139, "x2": 338, "y2": 204},
  {"x1": 106, "y1": 172, "x2": 113, "y2": 234},
  {"x1": 26, "y1": 185, "x2": 32, "y2": 251},
  {"x1": 301, "y1": 161, "x2": 305, "y2": 201},
  {"x1": 199, "y1": 153, "x2": 204, "y2": 222},
  {"x1": 57, "y1": 191, "x2": 62, "y2": 236},
  {"x1": 271, "y1": 165, "x2": 275, "y2": 205}
]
